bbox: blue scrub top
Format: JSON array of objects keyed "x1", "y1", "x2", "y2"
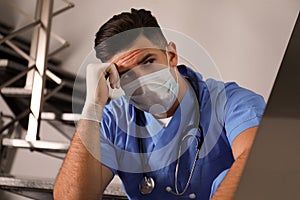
[{"x1": 100, "y1": 65, "x2": 266, "y2": 200}]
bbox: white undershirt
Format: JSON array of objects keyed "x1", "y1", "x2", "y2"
[{"x1": 156, "y1": 116, "x2": 173, "y2": 127}]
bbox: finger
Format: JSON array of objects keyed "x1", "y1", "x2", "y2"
[
  {"x1": 85, "y1": 63, "x2": 110, "y2": 103},
  {"x1": 105, "y1": 63, "x2": 120, "y2": 89}
]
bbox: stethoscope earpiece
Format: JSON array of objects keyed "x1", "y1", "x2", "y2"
[
  {"x1": 188, "y1": 193, "x2": 196, "y2": 199},
  {"x1": 165, "y1": 186, "x2": 172, "y2": 192}
]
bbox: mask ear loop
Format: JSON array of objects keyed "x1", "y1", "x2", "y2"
[{"x1": 166, "y1": 48, "x2": 179, "y2": 84}]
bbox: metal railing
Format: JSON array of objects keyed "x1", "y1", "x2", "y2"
[{"x1": 0, "y1": 0, "x2": 74, "y2": 142}]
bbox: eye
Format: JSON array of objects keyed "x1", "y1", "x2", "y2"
[{"x1": 144, "y1": 59, "x2": 155, "y2": 65}]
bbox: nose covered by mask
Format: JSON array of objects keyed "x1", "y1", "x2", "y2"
[{"x1": 121, "y1": 57, "x2": 179, "y2": 115}]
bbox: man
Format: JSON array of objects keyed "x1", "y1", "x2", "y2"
[{"x1": 54, "y1": 8, "x2": 265, "y2": 200}]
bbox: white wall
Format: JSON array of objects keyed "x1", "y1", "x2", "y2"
[
  {"x1": 1, "y1": 0, "x2": 299, "y2": 99},
  {"x1": 0, "y1": 0, "x2": 299, "y2": 199},
  {"x1": 52, "y1": 0, "x2": 300, "y2": 100}
]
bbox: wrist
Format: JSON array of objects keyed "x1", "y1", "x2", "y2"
[{"x1": 81, "y1": 102, "x2": 104, "y2": 122}]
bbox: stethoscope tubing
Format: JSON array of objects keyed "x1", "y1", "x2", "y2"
[
  {"x1": 138, "y1": 124, "x2": 203, "y2": 197},
  {"x1": 174, "y1": 130, "x2": 202, "y2": 195},
  {"x1": 138, "y1": 78, "x2": 204, "y2": 197}
]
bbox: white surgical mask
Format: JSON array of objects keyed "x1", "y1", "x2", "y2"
[{"x1": 121, "y1": 52, "x2": 179, "y2": 115}]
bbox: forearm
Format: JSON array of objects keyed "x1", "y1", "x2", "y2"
[
  {"x1": 211, "y1": 149, "x2": 250, "y2": 200},
  {"x1": 211, "y1": 127, "x2": 257, "y2": 200},
  {"x1": 53, "y1": 120, "x2": 103, "y2": 200},
  {"x1": 54, "y1": 63, "x2": 118, "y2": 199}
]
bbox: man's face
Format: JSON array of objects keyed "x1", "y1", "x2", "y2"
[
  {"x1": 107, "y1": 35, "x2": 181, "y2": 116},
  {"x1": 108, "y1": 35, "x2": 175, "y2": 83}
]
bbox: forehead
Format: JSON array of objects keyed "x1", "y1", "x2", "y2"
[{"x1": 109, "y1": 36, "x2": 165, "y2": 71}]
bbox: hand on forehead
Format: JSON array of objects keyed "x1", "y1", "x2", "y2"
[
  {"x1": 108, "y1": 35, "x2": 167, "y2": 73},
  {"x1": 111, "y1": 48, "x2": 165, "y2": 74},
  {"x1": 113, "y1": 49, "x2": 148, "y2": 68}
]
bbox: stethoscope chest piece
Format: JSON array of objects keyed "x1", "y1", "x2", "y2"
[{"x1": 139, "y1": 176, "x2": 155, "y2": 194}]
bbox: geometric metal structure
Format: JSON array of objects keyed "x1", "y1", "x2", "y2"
[
  {"x1": 0, "y1": 0, "x2": 75, "y2": 142},
  {"x1": 26, "y1": 0, "x2": 54, "y2": 141},
  {"x1": 0, "y1": 1, "x2": 128, "y2": 199},
  {"x1": 0, "y1": 0, "x2": 75, "y2": 151},
  {"x1": 0, "y1": 0, "x2": 74, "y2": 142}
]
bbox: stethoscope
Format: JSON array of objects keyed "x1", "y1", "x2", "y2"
[{"x1": 138, "y1": 124, "x2": 204, "y2": 199}]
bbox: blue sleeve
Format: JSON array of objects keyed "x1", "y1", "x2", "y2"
[
  {"x1": 224, "y1": 82, "x2": 266, "y2": 146},
  {"x1": 99, "y1": 107, "x2": 119, "y2": 175},
  {"x1": 209, "y1": 169, "x2": 229, "y2": 198}
]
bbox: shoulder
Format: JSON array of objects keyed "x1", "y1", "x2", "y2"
[
  {"x1": 222, "y1": 81, "x2": 266, "y2": 109},
  {"x1": 204, "y1": 79, "x2": 266, "y2": 120},
  {"x1": 177, "y1": 64, "x2": 265, "y2": 106},
  {"x1": 201, "y1": 78, "x2": 265, "y2": 111}
]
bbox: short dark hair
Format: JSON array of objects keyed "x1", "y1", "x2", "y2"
[{"x1": 94, "y1": 8, "x2": 168, "y2": 62}]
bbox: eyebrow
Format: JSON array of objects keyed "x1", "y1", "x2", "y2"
[
  {"x1": 118, "y1": 53, "x2": 156, "y2": 76},
  {"x1": 137, "y1": 53, "x2": 155, "y2": 65}
]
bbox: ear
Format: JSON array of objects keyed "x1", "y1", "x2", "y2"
[{"x1": 166, "y1": 42, "x2": 178, "y2": 67}]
